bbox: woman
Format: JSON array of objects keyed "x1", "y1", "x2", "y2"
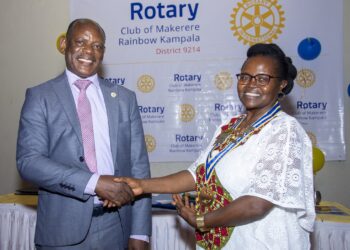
[{"x1": 114, "y1": 43, "x2": 315, "y2": 249}]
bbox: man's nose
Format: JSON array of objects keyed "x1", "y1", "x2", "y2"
[{"x1": 81, "y1": 43, "x2": 94, "y2": 53}]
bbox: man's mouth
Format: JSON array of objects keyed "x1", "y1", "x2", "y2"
[{"x1": 77, "y1": 58, "x2": 94, "y2": 64}]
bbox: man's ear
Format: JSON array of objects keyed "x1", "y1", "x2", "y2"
[{"x1": 57, "y1": 33, "x2": 67, "y2": 55}]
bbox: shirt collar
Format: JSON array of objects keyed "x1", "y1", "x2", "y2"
[{"x1": 65, "y1": 69, "x2": 100, "y2": 90}]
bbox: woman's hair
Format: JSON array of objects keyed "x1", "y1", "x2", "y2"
[{"x1": 245, "y1": 43, "x2": 297, "y2": 95}]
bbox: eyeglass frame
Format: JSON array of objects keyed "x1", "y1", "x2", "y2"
[{"x1": 236, "y1": 73, "x2": 282, "y2": 86}]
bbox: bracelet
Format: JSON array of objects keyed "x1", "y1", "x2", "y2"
[{"x1": 196, "y1": 214, "x2": 208, "y2": 232}]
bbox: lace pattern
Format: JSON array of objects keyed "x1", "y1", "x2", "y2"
[
  {"x1": 246, "y1": 115, "x2": 315, "y2": 231},
  {"x1": 188, "y1": 112, "x2": 315, "y2": 249}
]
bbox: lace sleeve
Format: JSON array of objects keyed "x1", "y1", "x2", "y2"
[{"x1": 247, "y1": 116, "x2": 314, "y2": 214}]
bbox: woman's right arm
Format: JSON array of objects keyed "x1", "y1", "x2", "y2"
[{"x1": 115, "y1": 170, "x2": 196, "y2": 196}]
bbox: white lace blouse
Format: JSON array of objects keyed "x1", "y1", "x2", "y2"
[{"x1": 188, "y1": 111, "x2": 315, "y2": 250}]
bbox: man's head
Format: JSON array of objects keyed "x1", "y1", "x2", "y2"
[{"x1": 60, "y1": 19, "x2": 106, "y2": 78}]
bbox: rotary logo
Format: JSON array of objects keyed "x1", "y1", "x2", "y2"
[
  {"x1": 137, "y1": 75, "x2": 155, "y2": 93},
  {"x1": 296, "y1": 69, "x2": 315, "y2": 88},
  {"x1": 230, "y1": 0, "x2": 285, "y2": 45},
  {"x1": 214, "y1": 72, "x2": 233, "y2": 90},
  {"x1": 144, "y1": 134, "x2": 156, "y2": 153},
  {"x1": 306, "y1": 131, "x2": 317, "y2": 147},
  {"x1": 179, "y1": 104, "x2": 196, "y2": 122},
  {"x1": 56, "y1": 32, "x2": 66, "y2": 54}
]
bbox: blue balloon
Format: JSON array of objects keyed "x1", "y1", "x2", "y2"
[
  {"x1": 348, "y1": 83, "x2": 350, "y2": 97},
  {"x1": 298, "y1": 38, "x2": 321, "y2": 60}
]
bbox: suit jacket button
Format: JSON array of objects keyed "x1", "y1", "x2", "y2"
[{"x1": 79, "y1": 156, "x2": 84, "y2": 162}]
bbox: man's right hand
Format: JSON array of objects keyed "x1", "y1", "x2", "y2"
[{"x1": 95, "y1": 175, "x2": 134, "y2": 207}]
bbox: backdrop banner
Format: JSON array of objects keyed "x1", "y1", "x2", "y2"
[{"x1": 70, "y1": 0, "x2": 345, "y2": 162}]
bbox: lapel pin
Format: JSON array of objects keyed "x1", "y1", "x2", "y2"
[{"x1": 111, "y1": 91, "x2": 117, "y2": 98}]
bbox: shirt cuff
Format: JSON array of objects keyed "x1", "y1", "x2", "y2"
[
  {"x1": 84, "y1": 173, "x2": 100, "y2": 195},
  {"x1": 130, "y1": 235, "x2": 149, "y2": 243}
]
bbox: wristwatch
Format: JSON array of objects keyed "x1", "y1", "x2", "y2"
[{"x1": 196, "y1": 214, "x2": 208, "y2": 232}]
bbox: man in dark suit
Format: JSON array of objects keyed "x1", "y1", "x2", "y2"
[{"x1": 16, "y1": 18, "x2": 151, "y2": 249}]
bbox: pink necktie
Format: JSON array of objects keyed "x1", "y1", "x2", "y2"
[{"x1": 74, "y1": 79, "x2": 97, "y2": 173}]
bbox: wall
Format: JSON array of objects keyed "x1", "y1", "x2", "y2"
[
  {"x1": 0, "y1": 0, "x2": 69, "y2": 190},
  {"x1": 313, "y1": 0, "x2": 350, "y2": 206},
  {"x1": 0, "y1": 0, "x2": 349, "y2": 207}
]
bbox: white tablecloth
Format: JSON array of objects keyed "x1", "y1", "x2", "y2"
[
  {"x1": 1, "y1": 201, "x2": 350, "y2": 250},
  {"x1": 0, "y1": 204, "x2": 36, "y2": 250},
  {"x1": 0, "y1": 203, "x2": 195, "y2": 250},
  {"x1": 151, "y1": 209, "x2": 195, "y2": 250},
  {"x1": 311, "y1": 220, "x2": 350, "y2": 250}
]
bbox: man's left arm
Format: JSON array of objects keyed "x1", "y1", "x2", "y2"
[{"x1": 129, "y1": 91, "x2": 152, "y2": 248}]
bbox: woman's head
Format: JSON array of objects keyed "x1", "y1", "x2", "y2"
[
  {"x1": 237, "y1": 43, "x2": 297, "y2": 113},
  {"x1": 244, "y1": 43, "x2": 297, "y2": 95}
]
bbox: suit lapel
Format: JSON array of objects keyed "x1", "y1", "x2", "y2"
[
  {"x1": 52, "y1": 73, "x2": 83, "y2": 146},
  {"x1": 99, "y1": 78, "x2": 119, "y2": 166},
  {"x1": 51, "y1": 74, "x2": 119, "y2": 167}
]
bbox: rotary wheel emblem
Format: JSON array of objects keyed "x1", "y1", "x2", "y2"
[
  {"x1": 179, "y1": 104, "x2": 196, "y2": 122},
  {"x1": 56, "y1": 32, "x2": 66, "y2": 54},
  {"x1": 230, "y1": 0, "x2": 285, "y2": 45},
  {"x1": 137, "y1": 75, "x2": 155, "y2": 93},
  {"x1": 214, "y1": 72, "x2": 233, "y2": 91},
  {"x1": 144, "y1": 134, "x2": 156, "y2": 152},
  {"x1": 296, "y1": 69, "x2": 315, "y2": 88}
]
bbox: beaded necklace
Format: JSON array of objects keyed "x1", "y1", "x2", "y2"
[
  {"x1": 212, "y1": 115, "x2": 250, "y2": 151},
  {"x1": 205, "y1": 102, "x2": 281, "y2": 181}
]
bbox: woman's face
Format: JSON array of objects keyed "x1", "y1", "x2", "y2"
[{"x1": 237, "y1": 55, "x2": 287, "y2": 114}]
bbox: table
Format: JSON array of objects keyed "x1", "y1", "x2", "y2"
[
  {"x1": 0, "y1": 194, "x2": 195, "y2": 250},
  {"x1": 0, "y1": 194, "x2": 37, "y2": 250},
  {"x1": 1, "y1": 194, "x2": 349, "y2": 250},
  {"x1": 151, "y1": 209, "x2": 195, "y2": 250},
  {"x1": 311, "y1": 201, "x2": 350, "y2": 250},
  {"x1": 0, "y1": 203, "x2": 37, "y2": 250},
  {"x1": 312, "y1": 221, "x2": 350, "y2": 250}
]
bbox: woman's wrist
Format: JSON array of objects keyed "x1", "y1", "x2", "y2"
[
  {"x1": 139, "y1": 179, "x2": 147, "y2": 194},
  {"x1": 196, "y1": 214, "x2": 209, "y2": 232}
]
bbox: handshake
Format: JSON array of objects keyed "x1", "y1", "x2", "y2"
[
  {"x1": 94, "y1": 175, "x2": 142, "y2": 208},
  {"x1": 93, "y1": 172, "x2": 198, "y2": 230}
]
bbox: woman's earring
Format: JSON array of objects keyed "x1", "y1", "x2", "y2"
[{"x1": 278, "y1": 92, "x2": 285, "y2": 100}]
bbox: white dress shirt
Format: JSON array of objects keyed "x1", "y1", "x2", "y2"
[{"x1": 66, "y1": 69, "x2": 114, "y2": 196}]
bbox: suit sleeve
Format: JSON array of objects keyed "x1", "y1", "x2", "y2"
[
  {"x1": 129, "y1": 91, "x2": 152, "y2": 236},
  {"x1": 16, "y1": 87, "x2": 92, "y2": 200}
]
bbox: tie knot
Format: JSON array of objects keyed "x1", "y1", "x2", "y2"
[{"x1": 74, "y1": 79, "x2": 92, "y2": 91}]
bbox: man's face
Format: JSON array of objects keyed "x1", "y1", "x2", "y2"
[{"x1": 62, "y1": 22, "x2": 105, "y2": 78}]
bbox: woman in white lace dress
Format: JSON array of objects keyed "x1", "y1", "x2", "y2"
[{"x1": 114, "y1": 43, "x2": 315, "y2": 249}]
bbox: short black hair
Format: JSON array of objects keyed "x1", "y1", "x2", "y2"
[
  {"x1": 245, "y1": 43, "x2": 297, "y2": 95},
  {"x1": 66, "y1": 18, "x2": 106, "y2": 44}
]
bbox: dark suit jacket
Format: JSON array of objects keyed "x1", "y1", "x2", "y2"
[{"x1": 16, "y1": 73, "x2": 151, "y2": 247}]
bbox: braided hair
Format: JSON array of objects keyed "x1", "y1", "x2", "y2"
[{"x1": 245, "y1": 43, "x2": 297, "y2": 95}]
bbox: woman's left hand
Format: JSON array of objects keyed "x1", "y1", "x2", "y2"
[{"x1": 172, "y1": 193, "x2": 196, "y2": 228}]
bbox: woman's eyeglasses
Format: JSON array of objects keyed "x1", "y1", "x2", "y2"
[{"x1": 236, "y1": 73, "x2": 282, "y2": 86}]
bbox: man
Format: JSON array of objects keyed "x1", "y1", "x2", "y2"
[{"x1": 16, "y1": 18, "x2": 151, "y2": 249}]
